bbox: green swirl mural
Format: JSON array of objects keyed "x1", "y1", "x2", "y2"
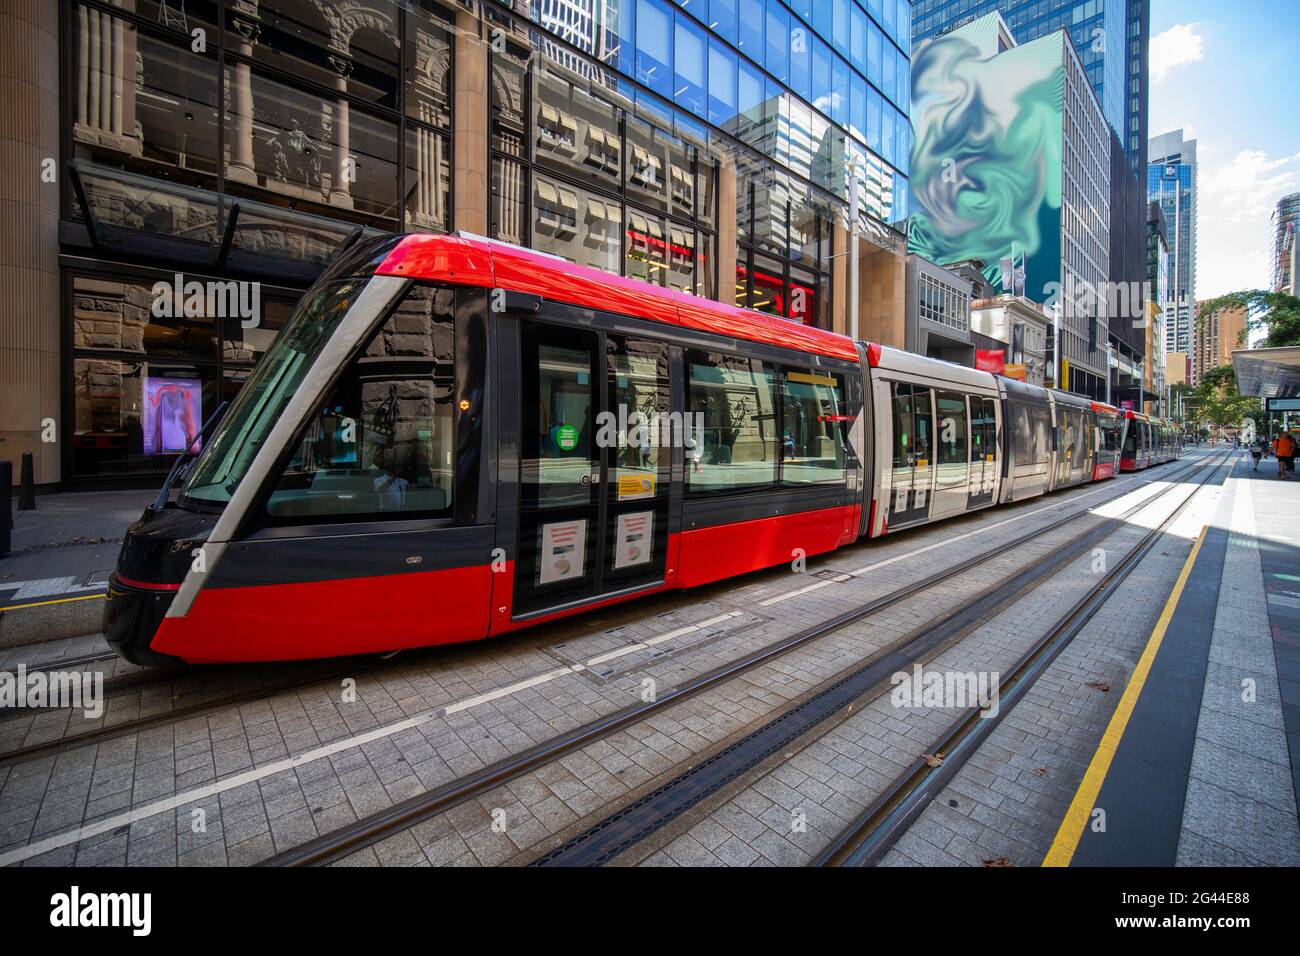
[{"x1": 907, "y1": 23, "x2": 1064, "y2": 303}]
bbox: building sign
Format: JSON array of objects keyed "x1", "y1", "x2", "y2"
[
  {"x1": 907, "y1": 26, "x2": 1065, "y2": 304},
  {"x1": 975, "y1": 349, "x2": 1006, "y2": 374}
]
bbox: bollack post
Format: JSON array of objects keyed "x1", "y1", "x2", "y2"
[
  {"x1": 18, "y1": 451, "x2": 35, "y2": 511},
  {"x1": 0, "y1": 460, "x2": 11, "y2": 556}
]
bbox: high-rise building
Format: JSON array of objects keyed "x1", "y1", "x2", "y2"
[
  {"x1": 1272, "y1": 192, "x2": 1300, "y2": 296},
  {"x1": 912, "y1": 0, "x2": 1147, "y2": 173},
  {"x1": 1148, "y1": 129, "x2": 1198, "y2": 356},
  {"x1": 1107, "y1": 127, "x2": 1151, "y2": 411},
  {"x1": 1193, "y1": 300, "x2": 1247, "y2": 385},
  {"x1": 1145, "y1": 201, "x2": 1169, "y2": 411},
  {"x1": 0, "y1": 0, "x2": 913, "y2": 489},
  {"x1": 908, "y1": 11, "x2": 1112, "y2": 398}
]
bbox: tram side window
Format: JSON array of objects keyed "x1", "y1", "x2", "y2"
[
  {"x1": 780, "y1": 369, "x2": 848, "y2": 485},
  {"x1": 687, "y1": 350, "x2": 778, "y2": 494},
  {"x1": 1011, "y1": 403, "x2": 1032, "y2": 465},
  {"x1": 936, "y1": 392, "x2": 967, "y2": 466},
  {"x1": 265, "y1": 285, "x2": 456, "y2": 521}
]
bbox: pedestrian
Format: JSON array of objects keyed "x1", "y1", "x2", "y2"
[
  {"x1": 1251, "y1": 437, "x2": 1264, "y2": 471},
  {"x1": 1274, "y1": 432, "x2": 1296, "y2": 479}
]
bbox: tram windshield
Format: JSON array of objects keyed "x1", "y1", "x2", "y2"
[{"x1": 180, "y1": 278, "x2": 368, "y2": 508}]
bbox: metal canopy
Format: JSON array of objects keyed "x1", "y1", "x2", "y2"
[{"x1": 1233, "y1": 346, "x2": 1300, "y2": 399}]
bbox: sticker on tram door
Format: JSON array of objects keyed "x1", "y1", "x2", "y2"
[
  {"x1": 895, "y1": 486, "x2": 907, "y2": 511},
  {"x1": 613, "y1": 511, "x2": 654, "y2": 569},
  {"x1": 539, "y1": 519, "x2": 587, "y2": 585}
]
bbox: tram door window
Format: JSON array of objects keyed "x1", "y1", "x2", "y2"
[
  {"x1": 603, "y1": 336, "x2": 672, "y2": 591},
  {"x1": 516, "y1": 321, "x2": 602, "y2": 614},
  {"x1": 516, "y1": 321, "x2": 675, "y2": 616},
  {"x1": 888, "y1": 382, "x2": 933, "y2": 526},
  {"x1": 932, "y1": 391, "x2": 969, "y2": 519},
  {"x1": 967, "y1": 396, "x2": 997, "y2": 508}
]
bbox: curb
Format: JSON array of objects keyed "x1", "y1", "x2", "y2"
[{"x1": 0, "y1": 595, "x2": 105, "y2": 649}]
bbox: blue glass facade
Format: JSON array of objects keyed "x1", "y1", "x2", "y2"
[
  {"x1": 1147, "y1": 157, "x2": 1195, "y2": 354},
  {"x1": 912, "y1": 0, "x2": 1134, "y2": 168},
  {"x1": 528, "y1": 0, "x2": 913, "y2": 210}
]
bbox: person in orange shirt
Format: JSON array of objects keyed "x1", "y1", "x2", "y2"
[{"x1": 1274, "y1": 432, "x2": 1296, "y2": 479}]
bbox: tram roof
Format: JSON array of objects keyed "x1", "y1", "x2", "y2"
[
  {"x1": 376, "y1": 233, "x2": 861, "y2": 363},
  {"x1": 1232, "y1": 346, "x2": 1300, "y2": 399}
]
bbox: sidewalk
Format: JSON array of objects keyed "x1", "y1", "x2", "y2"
[
  {"x1": 1062, "y1": 450, "x2": 1300, "y2": 866},
  {"x1": 3, "y1": 489, "x2": 152, "y2": 600}
]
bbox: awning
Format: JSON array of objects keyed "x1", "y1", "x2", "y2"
[{"x1": 1232, "y1": 346, "x2": 1300, "y2": 398}]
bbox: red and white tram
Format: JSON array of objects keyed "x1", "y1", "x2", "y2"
[{"x1": 105, "y1": 234, "x2": 1179, "y2": 664}]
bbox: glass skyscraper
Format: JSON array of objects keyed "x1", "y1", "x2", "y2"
[
  {"x1": 1148, "y1": 130, "x2": 1198, "y2": 357},
  {"x1": 912, "y1": 0, "x2": 1147, "y2": 173}
]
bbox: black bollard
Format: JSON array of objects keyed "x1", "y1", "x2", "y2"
[
  {"x1": 18, "y1": 451, "x2": 35, "y2": 511},
  {"x1": 0, "y1": 460, "x2": 11, "y2": 556}
]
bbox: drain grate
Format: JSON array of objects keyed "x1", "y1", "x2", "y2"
[{"x1": 22, "y1": 536, "x2": 123, "y2": 552}]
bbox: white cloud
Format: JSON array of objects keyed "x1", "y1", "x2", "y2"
[
  {"x1": 1150, "y1": 24, "x2": 1204, "y2": 84},
  {"x1": 1196, "y1": 149, "x2": 1300, "y2": 297}
]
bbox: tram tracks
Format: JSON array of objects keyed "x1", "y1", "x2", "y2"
[
  {"x1": 813, "y1": 452, "x2": 1230, "y2": 867},
  {"x1": 262, "y1": 452, "x2": 1226, "y2": 866},
  {"x1": 526, "y1": 453, "x2": 1229, "y2": 866},
  {"x1": 0, "y1": 457, "x2": 1207, "y2": 776},
  {"x1": 0, "y1": 656, "x2": 396, "y2": 769}
]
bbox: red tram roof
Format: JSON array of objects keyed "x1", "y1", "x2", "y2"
[{"x1": 376, "y1": 233, "x2": 861, "y2": 363}]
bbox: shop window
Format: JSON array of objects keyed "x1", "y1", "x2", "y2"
[
  {"x1": 535, "y1": 178, "x2": 579, "y2": 238},
  {"x1": 73, "y1": 357, "x2": 217, "y2": 478},
  {"x1": 404, "y1": 7, "x2": 453, "y2": 128},
  {"x1": 405, "y1": 125, "x2": 452, "y2": 233},
  {"x1": 71, "y1": 6, "x2": 220, "y2": 187},
  {"x1": 73, "y1": 275, "x2": 218, "y2": 361}
]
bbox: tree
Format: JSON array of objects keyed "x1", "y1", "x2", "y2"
[
  {"x1": 1197, "y1": 290, "x2": 1300, "y2": 348},
  {"x1": 1194, "y1": 364, "x2": 1261, "y2": 435}
]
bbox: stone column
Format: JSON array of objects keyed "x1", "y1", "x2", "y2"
[
  {"x1": 328, "y1": 53, "x2": 355, "y2": 209},
  {"x1": 716, "y1": 157, "x2": 737, "y2": 304},
  {"x1": 0, "y1": 1, "x2": 61, "y2": 486},
  {"x1": 452, "y1": 10, "x2": 488, "y2": 235},
  {"x1": 226, "y1": 13, "x2": 260, "y2": 185},
  {"x1": 830, "y1": 218, "x2": 848, "y2": 336},
  {"x1": 72, "y1": 3, "x2": 141, "y2": 155}
]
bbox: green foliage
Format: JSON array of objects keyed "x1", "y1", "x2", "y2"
[
  {"x1": 1197, "y1": 290, "x2": 1300, "y2": 348},
  {"x1": 1193, "y1": 363, "x2": 1261, "y2": 432}
]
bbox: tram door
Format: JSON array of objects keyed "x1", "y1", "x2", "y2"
[
  {"x1": 888, "y1": 382, "x2": 933, "y2": 526},
  {"x1": 931, "y1": 391, "x2": 971, "y2": 519},
  {"x1": 967, "y1": 396, "x2": 998, "y2": 508},
  {"x1": 513, "y1": 321, "x2": 671, "y2": 618}
]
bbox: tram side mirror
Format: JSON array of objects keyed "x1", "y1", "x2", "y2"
[{"x1": 490, "y1": 289, "x2": 543, "y2": 316}]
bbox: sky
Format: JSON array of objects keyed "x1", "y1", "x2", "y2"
[{"x1": 1148, "y1": 0, "x2": 1300, "y2": 300}]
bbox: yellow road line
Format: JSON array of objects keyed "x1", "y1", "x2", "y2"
[
  {"x1": 1041, "y1": 523, "x2": 1209, "y2": 867},
  {"x1": 0, "y1": 593, "x2": 106, "y2": 613}
]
